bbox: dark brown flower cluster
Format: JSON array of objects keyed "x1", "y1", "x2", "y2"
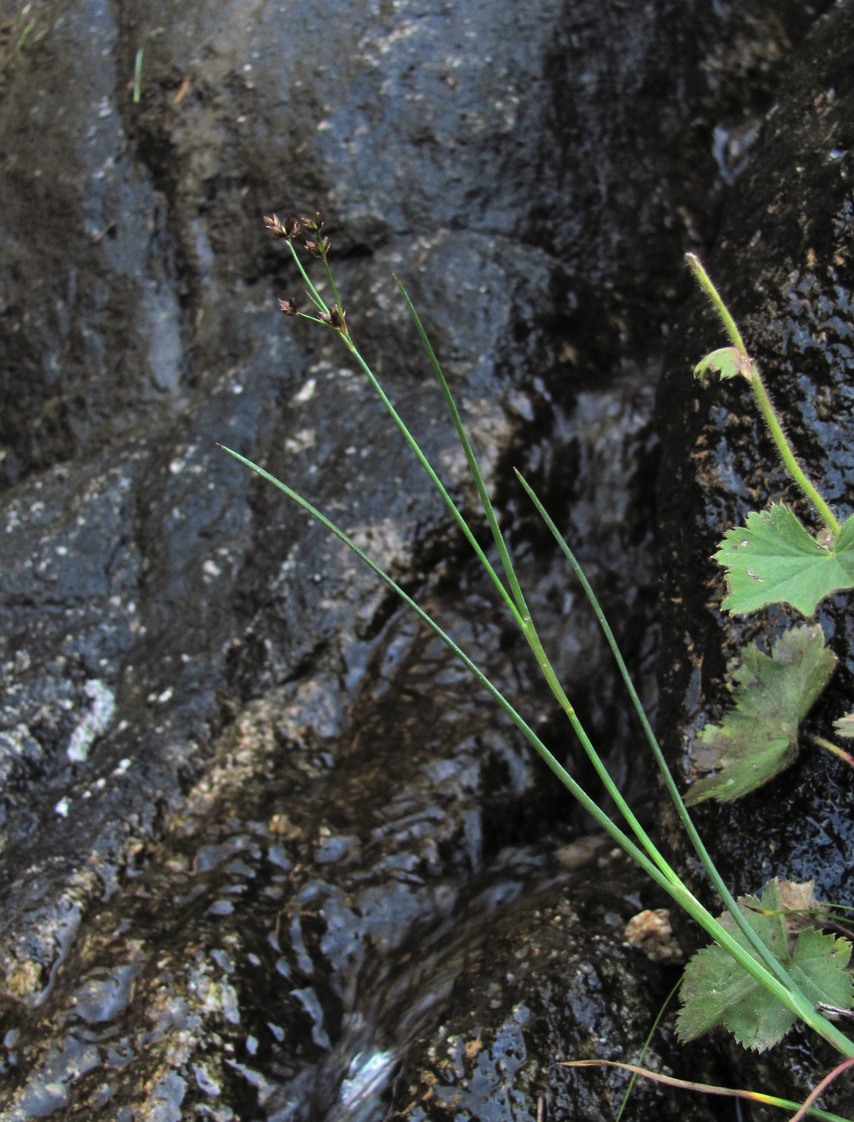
[
  {"x1": 263, "y1": 212, "x2": 303, "y2": 240},
  {"x1": 319, "y1": 306, "x2": 346, "y2": 330},
  {"x1": 266, "y1": 211, "x2": 347, "y2": 333},
  {"x1": 304, "y1": 236, "x2": 330, "y2": 257},
  {"x1": 263, "y1": 211, "x2": 326, "y2": 244}
]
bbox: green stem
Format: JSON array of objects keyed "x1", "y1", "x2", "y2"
[
  {"x1": 686, "y1": 253, "x2": 747, "y2": 354},
  {"x1": 320, "y1": 248, "x2": 346, "y2": 324},
  {"x1": 515, "y1": 470, "x2": 839, "y2": 1001},
  {"x1": 395, "y1": 278, "x2": 685, "y2": 890},
  {"x1": 334, "y1": 330, "x2": 525, "y2": 629},
  {"x1": 615, "y1": 979, "x2": 682, "y2": 1122},
  {"x1": 521, "y1": 618, "x2": 677, "y2": 887},
  {"x1": 220, "y1": 444, "x2": 854, "y2": 1058},
  {"x1": 687, "y1": 253, "x2": 840, "y2": 537},
  {"x1": 395, "y1": 278, "x2": 529, "y2": 618},
  {"x1": 287, "y1": 240, "x2": 329, "y2": 314},
  {"x1": 749, "y1": 374, "x2": 841, "y2": 536}
]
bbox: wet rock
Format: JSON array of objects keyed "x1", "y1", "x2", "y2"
[
  {"x1": 656, "y1": 1, "x2": 854, "y2": 1113},
  {"x1": 388, "y1": 851, "x2": 723, "y2": 1122},
  {"x1": 0, "y1": 0, "x2": 843, "y2": 1119},
  {"x1": 657, "y1": 0, "x2": 854, "y2": 902}
]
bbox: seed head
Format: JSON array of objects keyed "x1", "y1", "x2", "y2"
[
  {"x1": 264, "y1": 213, "x2": 302, "y2": 240},
  {"x1": 278, "y1": 297, "x2": 299, "y2": 316},
  {"x1": 304, "y1": 236, "x2": 330, "y2": 258},
  {"x1": 302, "y1": 212, "x2": 324, "y2": 232},
  {"x1": 319, "y1": 306, "x2": 347, "y2": 333}
]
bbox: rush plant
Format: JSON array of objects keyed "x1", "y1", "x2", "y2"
[{"x1": 221, "y1": 214, "x2": 854, "y2": 1117}]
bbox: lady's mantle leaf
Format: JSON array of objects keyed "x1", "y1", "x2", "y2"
[
  {"x1": 684, "y1": 624, "x2": 836, "y2": 805},
  {"x1": 693, "y1": 346, "x2": 748, "y2": 381},
  {"x1": 677, "y1": 880, "x2": 853, "y2": 1051},
  {"x1": 714, "y1": 504, "x2": 854, "y2": 615}
]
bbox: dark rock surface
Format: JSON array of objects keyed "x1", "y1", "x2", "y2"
[
  {"x1": 0, "y1": 0, "x2": 848, "y2": 1119},
  {"x1": 657, "y1": 0, "x2": 854, "y2": 910},
  {"x1": 656, "y1": 1, "x2": 854, "y2": 1114}
]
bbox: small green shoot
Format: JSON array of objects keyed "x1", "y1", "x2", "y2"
[
  {"x1": 684, "y1": 624, "x2": 837, "y2": 805},
  {"x1": 133, "y1": 48, "x2": 143, "y2": 104},
  {"x1": 16, "y1": 19, "x2": 35, "y2": 50},
  {"x1": 688, "y1": 253, "x2": 841, "y2": 539},
  {"x1": 677, "y1": 880, "x2": 854, "y2": 1050}
]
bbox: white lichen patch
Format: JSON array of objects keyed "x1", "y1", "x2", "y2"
[
  {"x1": 67, "y1": 680, "x2": 116, "y2": 762},
  {"x1": 292, "y1": 377, "x2": 317, "y2": 404},
  {"x1": 284, "y1": 427, "x2": 317, "y2": 456}
]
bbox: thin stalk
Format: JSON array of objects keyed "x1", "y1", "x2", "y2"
[
  {"x1": 286, "y1": 240, "x2": 330, "y2": 314},
  {"x1": 812, "y1": 734, "x2": 854, "y2": 769},
  {"x1": 687, "y1": 253, "x2": 840, "y2": 537},
  {"x1": 335, "y1": 328, "x2": 525, "y2": 630},
  {"x1": 514, "y1": 470, "x2": 819, "y2": 1001},
  {"x1": 395, "y1": 277, "x2": 529, "y2": 618},
  {"x1": 564, "y1": 1060, "x2": 853, "y2": 1122},
  {"x1": 615, "y1": 979, "x2": 682, "y2": 1122},
  {"x1": 321, "y1": 253, "x2": 346, "y2": 324},
  {"x1": 687, "y1": 252, "x2": 747, "y2": 354},
  {"x1": 788, "y1": 1057, "x2": 854, "y2": 1122},
  {"x1": 394, "y1": 277, "x2": 690, "y2": 889},
  {"x1": 221, "y1": 443, "x2": 854, "y2": 1058},
  {"x1": 749, "y1": 374, "x2": 841, "y2": 536}
]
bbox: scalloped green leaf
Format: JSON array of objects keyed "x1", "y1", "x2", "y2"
[
  {"x1": 684, "y1": 624, "x2": 836, "y2": 805},
  {"x1": 714, "y1": 505, "x2": 854, "y2": 615},
  {"x1": 693, "y1": 346, "x2": 747, "y2": 381},
  {"x1": 677, "y1": 880, "x2": 853, "y2": 1051}
]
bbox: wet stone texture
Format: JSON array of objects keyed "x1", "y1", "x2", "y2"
[
  {"x1": 656, "y1": 2, "x2": 854, "y2": 1115},
  {"x1": 387, "y1": 851, "x2": 722, "y2": 1122},
  {"x1": 0, "y1": 0, "x2": 848, "y2": 1120}
]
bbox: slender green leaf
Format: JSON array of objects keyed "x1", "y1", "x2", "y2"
[
  {"x1": 517, "y1": 469, "x2": 816, "y2": 992},
  {"x1": 715, "y1": 505, "x2": 854, "y2": 615},
  {"x1": 685, "y1": 624, "x2": 836, "y2": 805}
]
